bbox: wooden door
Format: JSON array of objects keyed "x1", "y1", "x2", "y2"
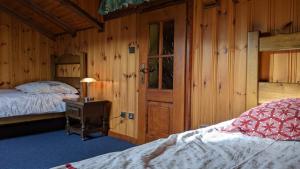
[{"x1": 138, "y1": 4, "x2": 186, "y2": 143}]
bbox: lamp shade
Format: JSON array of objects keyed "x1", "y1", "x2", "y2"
[{"x1": 80, "y1": 77, "x2": 97, "y2": 83}]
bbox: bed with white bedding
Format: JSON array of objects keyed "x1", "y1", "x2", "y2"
[
  {"x1": 54, "y1": 98, "x2": 300, "y2": 169},
  {"x1": 53, "y1": 119, "x2": 300, "y2": 169},
  {"x1": 0, "y1": 53, "x2": 87, "y2": 125},
  {"x1": 0, "y1": 89, "x2": 78, "y2": 118}
]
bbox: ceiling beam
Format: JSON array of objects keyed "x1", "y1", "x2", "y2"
[
  {"x1": 18, "y1": 0, "x2": 76, "y2": 36},
  {"x1": 0, "y1": 4, "x2": 56, "y2": 40},
  {"x1": 59, "y1": 0, "x2": 104, "y2": 31}
]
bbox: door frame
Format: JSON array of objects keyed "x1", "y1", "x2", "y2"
[{"x1": 137, "y1": 1, "x2": 193, "y2": 144}]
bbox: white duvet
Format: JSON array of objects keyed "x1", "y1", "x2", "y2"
[
  {"x1": 53, "y1": 120, "x2": 300, "y2": 169},
  {"x1": 0, "y1": 89, "x2": 78, "y2": 118}
]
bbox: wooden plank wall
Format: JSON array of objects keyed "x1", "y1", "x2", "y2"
[
  {"x1": 55, "y1": 14, "x2": 139, "y2": 138},
  {"x1": 0, "y1": 12, "x2": 53, "y2": 89},
  {"x1": 191, "y1": 0, "x2": 300, "y2": 129}
]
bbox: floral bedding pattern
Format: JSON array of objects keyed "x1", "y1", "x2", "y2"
[{"x1": 224, "y1": 98, "x2": 300, "y2": 140}]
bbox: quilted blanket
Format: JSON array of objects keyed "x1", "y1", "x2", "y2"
[
  {"x1": 53, "y1": 120, "x2": 300, "y2": 169},
  {"x1": 0, "y1": 89, "x2": 78, "y2": 118}
]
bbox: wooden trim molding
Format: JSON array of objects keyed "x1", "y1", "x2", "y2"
[
  {"x1": 184, "y1": 0, "x2": 194, "y2": 130},
  {"x1": 60, "y1": 0, "x2": 104, "y2": 31},
  {"x1": 17, "y1": 0, "x2": 76, "y2": 37},
  {"x1": 0, "y1": 4, "x2": 56, "y2": 40},
  {"x1": 108, "y1": 131, "x2": 138, "y2": 144}
]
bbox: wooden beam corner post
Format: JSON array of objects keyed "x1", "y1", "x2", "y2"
[
  {"x1": 184, "y1": 0, "x2": 193, "y2": 131},
  {"x1": 246, "y1": 31, "x2": 259, "y2": 110}
]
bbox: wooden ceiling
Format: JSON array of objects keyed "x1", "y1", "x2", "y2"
[
  {"x1": 0, "y1": 0, "x2": 220, "y2": 40},
  {"x1": 0, "y1": 0, "x2": 103, "y2": 40}
]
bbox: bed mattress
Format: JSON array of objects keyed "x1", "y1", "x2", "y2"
[
  {"x1": 0, "y1": 89, "x2": 78, "y2": 118},
  {"x1": 53, "y1": 120, "x2": 300, "y2": 169}
]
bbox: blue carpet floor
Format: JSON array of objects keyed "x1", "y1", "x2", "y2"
[{"x1": 0, "y1": 130, "x2": 135, "y2": 169}]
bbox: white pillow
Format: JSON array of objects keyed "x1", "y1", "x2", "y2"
[{"x1": 16, "y1": 81, "x2": 78, "y2": 94}]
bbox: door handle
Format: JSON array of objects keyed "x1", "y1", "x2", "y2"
[{"x1": 139, "y1": 64, "x2": 147, "y2": 84}]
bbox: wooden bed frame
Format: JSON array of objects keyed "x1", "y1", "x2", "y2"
[
  {"x1": 0, "y1": 53, "x2": 87, "y2": 125},
  {"x1": 246, "y1": 32, "x2": 300, "y2": 110}
]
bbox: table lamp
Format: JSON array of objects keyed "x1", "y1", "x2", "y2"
[{"x1": 80, "y1": 77, "x2": 97, "y2": 101}]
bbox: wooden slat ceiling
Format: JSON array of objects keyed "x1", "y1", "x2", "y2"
[{"x1": 0, "y1": 0, "x2": 103, "y2": 40}]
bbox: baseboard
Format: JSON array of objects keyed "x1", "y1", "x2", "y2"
[{"x1": 108, "y1": 131, "x2": 138, "y2": 144}]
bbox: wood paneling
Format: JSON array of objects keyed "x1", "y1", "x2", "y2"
[
  {"x1": 55, "y1": 14, "x2": 139, "y2": 138},
  {"x1": 191, "y1": 0, "x2": 300, "y2": 129},
  {"x1": 0, "y1": 12, "x2": 53, "y2": 88},
  {"x1": 146, "y1": 101, "x2": 172, "y2": 142},
  {"x1": 56, "y1": 0, "x2": 300, "y2": 138},
  {"x1": 259, "y1": 82, "x2": 300, "y2": 104},
  {"x1": 56, "y1": 64, "x2": 80, "y2": 77}
]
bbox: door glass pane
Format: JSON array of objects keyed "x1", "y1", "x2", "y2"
[
  {"x1": 148, "y1": 58, "x2": 159, "y2": 88},
  {"x1": 149, "y1": 23, "x2": 160, "y2": 56},
  {"x1": 162, "y1": 57, "x2": 173, "y2": 89},
  {"x1": 162, "y1": 21, "x2": 174, "y2": 55}
]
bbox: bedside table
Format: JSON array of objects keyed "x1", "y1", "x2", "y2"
[{"x1": 63, "y1": 99, "x2": 110, "y2": 140}]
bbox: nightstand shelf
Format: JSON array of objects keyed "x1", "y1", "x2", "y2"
[{"x1": 63, "y1": 99, "x2": 110, "y2": 140}]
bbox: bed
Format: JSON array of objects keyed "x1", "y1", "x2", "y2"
[
  {"x1": 53, "y1": 119, "x2": 300, "y2": 169},
  {"x1": 53, "y1": 32, "x2": 300, "y2": 169},
  {"x1": 0, "y1": 53, "x2": 87, "y2": 125}
]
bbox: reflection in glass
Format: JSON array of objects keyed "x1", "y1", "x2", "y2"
[
  {"x1": 163, "y1": 21, "x2": 174, "y2": 55},
  {"x1": 148, "y1": 58, "x2": 159, "y2": 88},
  {"x1": 149, "y1": 23, "x2": 160, "y2": 56},
  {"x1": 162, "y1": 57, "x2": 173, "y2": 89}
]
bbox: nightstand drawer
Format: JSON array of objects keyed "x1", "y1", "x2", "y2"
[{"x1": 66, "y1": 106, "x2": 81, "y2": 118}]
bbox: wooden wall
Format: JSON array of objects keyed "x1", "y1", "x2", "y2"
[
  {"x1": 2, "y1": 0, "x2": 300, "y2": 139},
  {"x1": 191, "y1": 0, "x2": 300, "y2": 129},
  {"x1": 0, "y1": 12, "x2": 53, "y2": 88},
  {"x1": 55, "y1": 0, "x2": 300, "y2": 137},
  {"x1": 55, "y1": 14, "x2": 139, "y2": 138}
]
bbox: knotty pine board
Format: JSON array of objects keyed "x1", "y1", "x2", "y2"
[
  {"x1": 55, "y1": 14, "x2": 139, "y2": 138},
  {"x1": 191, "y1": 0, "x2": 300, "y2": 129},
  {"x1": 215, "y1": 0, "x2": 232, "y2": 124},
  {"x1": 0, "y1": 12, "x2": 53, "y2": 89},
  {"x1": 191, "y1": 0, "x2": 203, "y2": 128}
]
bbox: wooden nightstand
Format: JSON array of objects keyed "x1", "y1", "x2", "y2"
[{"x1": 63, "y1": 99, "x2": 110, "y2": 140}]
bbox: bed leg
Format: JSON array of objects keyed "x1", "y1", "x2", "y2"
[
  {"x1": 66, "y1": 116, "x2": 70, "y2": 135},
  {"x1": 81, "y1": 122, "x2": 87, "y2": 141}
]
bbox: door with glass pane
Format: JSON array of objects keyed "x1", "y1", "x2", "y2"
[{"x1": 138, "y1": 4, "x2": 186, "y2": 143}]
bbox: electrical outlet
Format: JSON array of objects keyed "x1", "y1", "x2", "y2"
[
  {"x1": 128, "y1": 113, "x2": 134, "y2": 120},
  {"x1": 120, "y1": 112, "x2": 126, "y2": 118}
]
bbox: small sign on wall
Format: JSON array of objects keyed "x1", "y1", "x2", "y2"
[{"x1": 129, "y1": 46, "x2": 135, "y2": 54}]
